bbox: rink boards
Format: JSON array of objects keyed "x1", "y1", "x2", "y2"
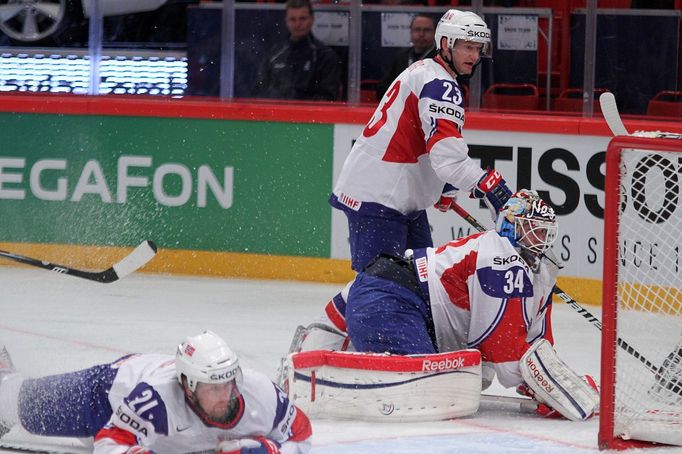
[{"x1": 1, "y1": 95, "x2": 682, "y2": 306}]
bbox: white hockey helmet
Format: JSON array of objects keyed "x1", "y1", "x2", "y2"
[
  {"x1": 496, "y1": 189, "x2": 558, "y2": 256},
  {"x1": 176, "y1": 330, "x2": 243, "y2": 393},
  {"x1": 435, "y1": 9, "x2": 491, "y2": 57}
]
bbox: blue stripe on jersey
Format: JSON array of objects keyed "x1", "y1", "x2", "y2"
[
  {"x1": 522, "y1": 297, "x2": 531, "y2": 328},
  {"x1": 476, "y1": 266, "x2": 534, "y2": 298},
  {"x1": 331, "y1": 293, "x2": 346, "y2": 316},
  {"x1": 468, "y1": 298, "x2": 507, "y2": 348},
  {"x1": 419, "y1": 78, "x2": 463, "y2": 106},
  {"x1": 528, "y1": 294, "x2": 552, "y2": 344},
  {"x1": 124, "y1": 382, "x2": 169, "y2": 435},
  {"x1": 528, "y1": 318, "x2": 547, "y2": 345},
  {"x1": 540, "y1": 292, "x2": 553, "y2": 312},
  {"x1": 293, "y1": 369, "x2": 477, "y2": 390},
  {"x1": 271, "y1": 383, "x2": 290, "y2": 431}
]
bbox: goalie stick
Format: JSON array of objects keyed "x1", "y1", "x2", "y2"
[
  {"x1": 599, "y1": 92, "x2": 630, "y2": 136},
  {"x1": 450, "y1": 202, "x2": 661, "y2": 375},
  {"x1": 599, "y1": 92, "x2": 682, "y2": 140},
  {"x1": 0, "y1": 240, "x2": 157, "y2": 284}
]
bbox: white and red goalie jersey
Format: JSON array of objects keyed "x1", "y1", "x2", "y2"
[
  {"x1": 333, "y1": 56, "x2": 486, "y2": 216},
  {"x1": 93, "y1": 354, "x2": 312, "y2": 454},
  {"x1": 420, "y1": 230, "x2": 557, "y2": 388}
]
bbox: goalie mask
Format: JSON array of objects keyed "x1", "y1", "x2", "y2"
[
  {"x1": 496, "y1": 189, "x2": 558, "y2": 257},
  {"x1": 176, "y1": 330, "x2": 244, "y2": 424}
]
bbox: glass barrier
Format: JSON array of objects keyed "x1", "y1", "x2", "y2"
[
  {"x1": 570, "y1": 8, "x2": 680, "y2": 118},
  {"x1": 0, "y1": 1, "x2": 679, "y2": 121}
]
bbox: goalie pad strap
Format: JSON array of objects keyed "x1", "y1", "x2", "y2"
[
  {"x1": 520, "y1": 339, "x2": 599, "y2": 421},
  {"x1": 291, "y1": 349, "x2": 481, "y2": 372},
  {"x1": 288, "y1": 350, "x2": 482, "y2": 422}
]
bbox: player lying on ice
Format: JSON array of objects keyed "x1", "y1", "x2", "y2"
[
  {"x1": 0, "y1": 330, "x2": 312, "y2": 454},
  {"x1": 282, "y1": 190, "x2": 600, "y2": 422}
]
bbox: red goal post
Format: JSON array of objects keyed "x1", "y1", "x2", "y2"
[{"x1": 600, "y1": 135, "x2": 682, "y2": 450}]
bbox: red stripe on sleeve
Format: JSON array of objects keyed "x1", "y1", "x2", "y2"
[
  {"x1": 94, "y1": 426, "x2": 137, "y2": 447},
  {"x1": 434, "y1": 232, "x2": 485, "y2": 253},
  {"x1": 425, "y1": 118, "x2": 462, "y2": 153},
  {"x1": 288, "y1": 407, "x2": 313, "y2": 442},
  {"x1": 324, "y1": 300, "x2": 347, "y2": 332}
]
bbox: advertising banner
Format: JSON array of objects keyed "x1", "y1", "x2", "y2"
[
  {"x1": 0, "y1": 113, "x2": 334, "y2": 257},
  {"x1": 332, "y1": 125, "x2": 612, "y2": 284}
]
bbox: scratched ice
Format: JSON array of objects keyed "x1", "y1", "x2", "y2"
[{"x1": 0, "y1": 268, "x2": 680, "y2": 453}]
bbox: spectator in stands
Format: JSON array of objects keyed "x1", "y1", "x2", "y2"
[
  {"x1": 376, "y1": 14, "x2": 437, "y2": 99},
  {"x1": 254, "y1": 0, "x2": 342, "y2": 101}
]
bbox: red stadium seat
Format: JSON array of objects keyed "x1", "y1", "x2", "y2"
[
  {"x1": 553, "y1": 88, "x2": 607, "y2": 113},
  {"x1": 482, "y1": 83, "x2": 539, "y2": 111},
  {"x1": 360, "y1": 79, "x2": 379, "y2": 104},
  {"x1": 647, "y1": 91, "x2": 682, "y2": 117}
]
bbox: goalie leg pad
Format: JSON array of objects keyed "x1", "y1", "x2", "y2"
[
  {"x1": 277, "y1": 322, "x2": 351, "y2": 390},
  {"x1": 520, "y1": 339, "x2": 599, "y2": 421},
  {"x1": 287, "y1": 349, "x2": 482, "y2": 422}
]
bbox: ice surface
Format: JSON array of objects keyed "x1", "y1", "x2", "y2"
[{"x1": 0, "y1": 267, "x2": 680, "y2": 453}]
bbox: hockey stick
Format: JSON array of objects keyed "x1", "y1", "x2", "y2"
[
  {"x1": 0, "y1": 441, "x2": 80, "y2": 454},
  {"x1": 0, "y1": 240, "x2": 157, "y2": 284},
  {"x1": 450, "y1": 202, "x2": 661, "y2": 374},
  {"x1": 599, "y1": 92, "x2": 630, "y2": 136},
  {"x1": 600, "y1": 92, "x2": 682, "y2": 140}
]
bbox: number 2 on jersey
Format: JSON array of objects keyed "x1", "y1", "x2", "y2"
[{"x1": 363, "y1": 81, "x2": 401, "y2": 138}]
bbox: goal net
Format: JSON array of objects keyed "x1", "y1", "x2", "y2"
[{"x1": 599, "y1": 135, "x2": 682, "y2": 450}]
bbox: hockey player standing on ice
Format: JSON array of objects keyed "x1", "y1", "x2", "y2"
[
  {"x1": 0, "y1": 330, "x2": 312, "y2": 454},
  {"x1": 341, "y1": 190, "x2": 599, "y2": 421},
  {"x1": 320, "y1": 9, "x2": 512, "y2": 344}
]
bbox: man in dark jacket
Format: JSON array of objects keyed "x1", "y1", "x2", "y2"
[
  {"x1": 375, "y1": 14, "x2": 437, "y2": 99},
  {"x1": 254, "y1": 0, "x2": 342, "y2": 101}
]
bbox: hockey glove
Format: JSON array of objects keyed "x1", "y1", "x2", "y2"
[
  {"x1": 516, "y1": 375, "x2": 600, "y2": 419},
  {"x1": 434, "y1": 183, "x2": 459, "y2": 212},
  {"x1": 471, "y1": 169, "x2": 512, "y2": 216},
  {"x1": 216, "y1": 437, "x2": 281, "y2": 454}
]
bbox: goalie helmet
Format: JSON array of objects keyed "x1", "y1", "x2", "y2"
[
  {"x1": 435, "y1": 9, "x2": 491, "y2": 57},
  {"x1": 496, "y1": 189, "x2": 558, "y2": 256},
  {"x1": 176, "y1": 330, "x2": 243, "y2": 393}
]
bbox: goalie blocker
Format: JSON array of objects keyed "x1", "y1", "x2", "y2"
[{"x1": 286, "y1": 349, "x2": 481, "y2": 422}]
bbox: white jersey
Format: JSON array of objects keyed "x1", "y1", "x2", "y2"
[
  {"x1": 333, "y1": 56, "x2": 485, "y2": 215},
  {"x1": 93, "y1": 354, "x2": 312, "y2": 454},
  {"x1": 420, "y1": 231, "x2": 557, "y2": 388}
]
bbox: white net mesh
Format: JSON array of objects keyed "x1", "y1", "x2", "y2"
[{"x1": 613, "y1": 146, "x2": 682, "y2": 446}]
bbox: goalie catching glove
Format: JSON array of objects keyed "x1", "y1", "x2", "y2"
[
  {"x1": 517, "y1": 375, "x2": 599, "y2": 419},
  {"x1": 217, "y1": 437, "x2": 281, "y2": 454},
  {"x1": 519, "y1": 339, "x2": 599, "y2": 421}
]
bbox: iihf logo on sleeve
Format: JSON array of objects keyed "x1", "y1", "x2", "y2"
[{"x1": 339, "y1": 193, "x2": 361, "y2": 211}]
